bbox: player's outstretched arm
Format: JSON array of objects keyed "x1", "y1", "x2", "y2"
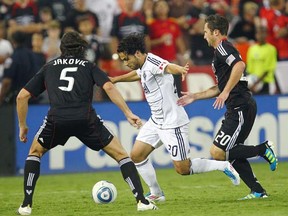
[
  {"x1": 165, "y1": 62, "x2": 189, "y2": 81},
  {"x1": 16, "y1": 88, "x2": 32, "y2": 143},
  {"x1": 177, "y1": 85, "x2": 221, "y2": 106},
  {"x1": 109, "y1": 70, "x2": 140, "y2": 84},
  {"x1": 103, "y1": 82, "x2": 142, "y2": 128}
]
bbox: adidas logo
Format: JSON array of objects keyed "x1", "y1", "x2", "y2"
[{"x1": 26, "y1": 190, "x2": 33, "y2": 195}]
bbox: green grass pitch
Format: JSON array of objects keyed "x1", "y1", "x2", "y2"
[{"x1": 0, "y1": 162, "x2": 287, "y2": 216}]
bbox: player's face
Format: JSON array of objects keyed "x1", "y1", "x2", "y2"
[
  {"x1": 118, "y1": 52, "x2": 140, "y2": 70},
  {"x1": 203, "y1": 23, "x2": 215, "y2": 47}
]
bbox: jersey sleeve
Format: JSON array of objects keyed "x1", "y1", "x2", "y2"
[
  {"x1": 217, "y1": 42, "x2": 242, "y2": 68},
  {"x1": 91, "y1": 66, "x2": 110, "y2": 87},
  {"x1": 24, "y1": 67, "x2": 46, "y2": 97},
  {"x1": 147, "y1": 54, "x2": 169, "y2": 75}
]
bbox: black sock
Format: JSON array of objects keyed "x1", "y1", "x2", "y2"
[
  {"x1": 119, "y1": 157, "x2": 148, "y2": 204},
  {"x1": 22, "y1": 155, "x2": 41, "y2": 207},
  {"x1": 228, "y1": 144, "x2": 266, "y2": 160},
  {"x1": 231, "y1": 159, "x2": 265, "y2": 193}
]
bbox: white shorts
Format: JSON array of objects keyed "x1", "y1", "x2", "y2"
[{"x1": 136, "y1": 119, "x2": 190, "y2": 161}]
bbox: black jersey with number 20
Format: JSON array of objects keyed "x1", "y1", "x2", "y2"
[{"x1": 24, "y1": 57, "x2": 110, "y2": 120}]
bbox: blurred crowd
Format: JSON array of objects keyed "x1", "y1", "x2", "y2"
[{"x1": 0, "y1": 0, "x2": 287, "y2": 104}]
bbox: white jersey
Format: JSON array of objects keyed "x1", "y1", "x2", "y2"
[{"x1": 136, "y1": 53, "x2": 189, "y2": 129}]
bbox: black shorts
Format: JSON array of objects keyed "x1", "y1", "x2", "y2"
[
  {"x1": 213, "y1": 98, "x2": 257, "y2": 151},
  {"x1": 35, "y1": 113, "x2": 114, "y2": 151}
]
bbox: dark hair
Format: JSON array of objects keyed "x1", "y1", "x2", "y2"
[
  {"x1": 11, "y1": 31, "x2": 26, "y2": 46},
  {"x1": 117, "y1": 33, "x2": 146, "y2": 55},
  {"x1": 205, "y1": 15, "x2": 229, "y2": 36},
  {"x1": 60, "y1": 31, "x2": 88, "y2": 58}
]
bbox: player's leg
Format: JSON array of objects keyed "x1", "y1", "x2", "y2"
[
  {"x1": 18, "y1": 116, "x2": 72, "y2": 215},
  {"x1": 18, "y1": 138, "x2": 48, "y2": 215},
  {"x1": 211, "y1": 103, "x2": 268, "y2": 198},
  {"x1": 131, "y1": 120, "x2": 164, "y2": 202},
  {"x1": 79, "y1": 114, "x2": 156, "y2": 208},
  {"x1": 103, "y1": 137, "x2": 158, "y2": 210},
  {"x1": 232, "y1": 159, "x2": 268, "y2": 200},
  {"x1": 216, "y1": 99, "x2": 277, "y2": 170},
  {"x1": 159, "y1": 125, "x2": 240, "y2": 185}
]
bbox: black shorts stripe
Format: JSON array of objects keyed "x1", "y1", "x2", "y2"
[{"x1": 175, "y1": 127, "x2": 187, "y2": 160}]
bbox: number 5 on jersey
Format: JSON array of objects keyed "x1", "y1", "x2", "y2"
[{"x1": 58, "y1": 67, "x2": 78, "y2": 92}]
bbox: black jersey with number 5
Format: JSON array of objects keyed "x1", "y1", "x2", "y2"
[
  {"x1": 24, "y1": 57, "x2": 110, "y2": 120},
  {"x1": 212, "y1": 39, "x2": 252, "y2": 109}
]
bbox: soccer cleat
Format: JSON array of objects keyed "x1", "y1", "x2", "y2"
[
  {"x1": 223, "y1": 162, "x2": 240, "y2": 186},
  {"x1": 17, "y1": 205, "x2": 32, "y2": 215},
  {"x1": 137, "y1": 200, "x2": 158, "y2": 211},
  {"x1": 238, "y1": 191, "x2": 268, "y2": 200},
  {"x1": 262, "y1": 140, "x2": 278, "y2": 171},
  {"x1": 145, "y1": 191, "x2": 166, "y2": 202}
]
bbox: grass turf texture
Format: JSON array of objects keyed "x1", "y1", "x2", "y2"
[{"x1": 0, "y1": 162, "x2": 287, "y2": 216}]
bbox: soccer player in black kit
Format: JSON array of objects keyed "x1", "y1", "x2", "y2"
[
  {"x1": 16, "y1": 31, "x2": 157, "y2": 215},
  {"x1": 177, "y1": 15, "x2": 278, "y2": 200}
]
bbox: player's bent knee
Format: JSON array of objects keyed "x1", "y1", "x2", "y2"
[
  {"x1": 210, "y1": 149, "x2": 225, "y2": 161},
  {"x1": 130, "y1": 152, "x2": 145, "y2": 163},
  {"x1": 174, "y1": 163, "x2": 190, "y2": 175},
  {"x1": 175, "y1": 167, "x2": 189, "y2": 175}
]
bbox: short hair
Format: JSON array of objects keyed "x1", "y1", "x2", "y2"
[
  {"x1": 205, "y1": 15, "x2": 229, "y2": 36},
  {"x1": 60, "y1": 31, "x2": 88, "y2": 58},
  {"x1": 47, "y1": 20, "x2": 61, "y2": 29},
  {"x1": 117, "y1": 33, "x2": 146, "y2": 55},
  {"x1": 11, "y1": 31, "x2": 26, "y2": 45}
]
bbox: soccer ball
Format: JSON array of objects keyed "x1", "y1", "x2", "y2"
[{"x1": 92, "y1": 180, "x2": 117, "y2": 204}]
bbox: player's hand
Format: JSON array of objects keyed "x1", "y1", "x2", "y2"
[
  {"x1": 177, "y1": 91, "x2": 196, "y2": 106},
  {"x1": 108, "y1": 76, "x2": 115, "y2": 84},
  {"x1": 19, "y1": 125, "x2": 29, "y2": 143},
  {"x1": 181, "y1": 63, "x2": 189, "y2": 81},
  {"x1": 213, "y1": 91, "x2": 229, "y2": 109},
  {"x1": 126, "y1": 113, "x2": 143, "y2": 129}
]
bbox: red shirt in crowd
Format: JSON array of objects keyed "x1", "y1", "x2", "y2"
[{"x1": 149, "y1": 18, "x2": 181, "y2": 62}]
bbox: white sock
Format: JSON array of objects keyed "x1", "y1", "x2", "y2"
[
  {"x1": 135, "y1": 158, "x2": 162, "y2": 195},
  {"x1": 190, "y1": 158, "x2": 228, "y2": 174}
]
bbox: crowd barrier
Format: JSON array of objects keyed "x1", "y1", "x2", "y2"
[{"x1": 15, "y1": 94, "x2": 288, "y2": 174}]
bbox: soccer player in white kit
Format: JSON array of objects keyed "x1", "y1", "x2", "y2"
[{"x1": 111, "y1": 33, "x2": 240, "y2": 202}]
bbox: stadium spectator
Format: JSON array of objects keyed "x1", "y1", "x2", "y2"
[
  {"x1": 16, "y1": 31, "x2": 158, "y2": 215},
  {"x1": 140, "y1": 0, "x2": 154, "y2": 25},
  {"x1": 168, "y1": 0, "x2": 192, "y2": 48},
  {"x1": 229, "y1": 1, "x2": 259, "y2": 62},
  {"x1": 7, "y1": 0, "x2": 40, "y2": 47},
  {"x1": 64, "y1": 0, "x2": 99, "y2": 33},
  {"x1": 38, "y1": 7, "x2": 54, "y2": 37},
  {"x1": 177, "y1": 14, "x2": 278, "y2": 200},
  {"x1": 77, "y1": 16, "x2": 107, "y2": 101},
  {"x1": 186, "y1": 0, "x2": 216, "y2": 65},
  {"x1": 0, "y1": 0, "x2": 13, "y2": 21},
  {"x1": 77, "y1": 16, "x2": 101, "y2": 65},
  {"x1": 36, "y1": 0, "x2": 72, "y2": 26},
  {"x1": 246, "y1": 26, "x2": 277, "y2": 94},
  {"x1": 85, "y1": 0, "x2": 121, "y2": 70},
  {"x1": 110, "y1": 0, "x2": 150, "y2": 67},
  {"x1": 42, "y1": 20, "x2": 61, "y2": 62},
  {"x1": 31, "y1": 33, "x2": 46, "y2": 72},
  {"x1": 229, "y1": 1, "x2": 258, "y2": 43},
  {"x1": 0, "y1": 21, "x2": 13, "y2": 85},
  {"x1": 260, "y1": 0, "x2": 288, "y2": 60},
  {"x1": 111, "y1": 33, "x2": 241, "y2": 202},
  {"x1": 0, "y1": 31, "x2": 36, "y2": 106},
  {"x1": 148, "y1": 0, "x2": 190, "y2": 96}
]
